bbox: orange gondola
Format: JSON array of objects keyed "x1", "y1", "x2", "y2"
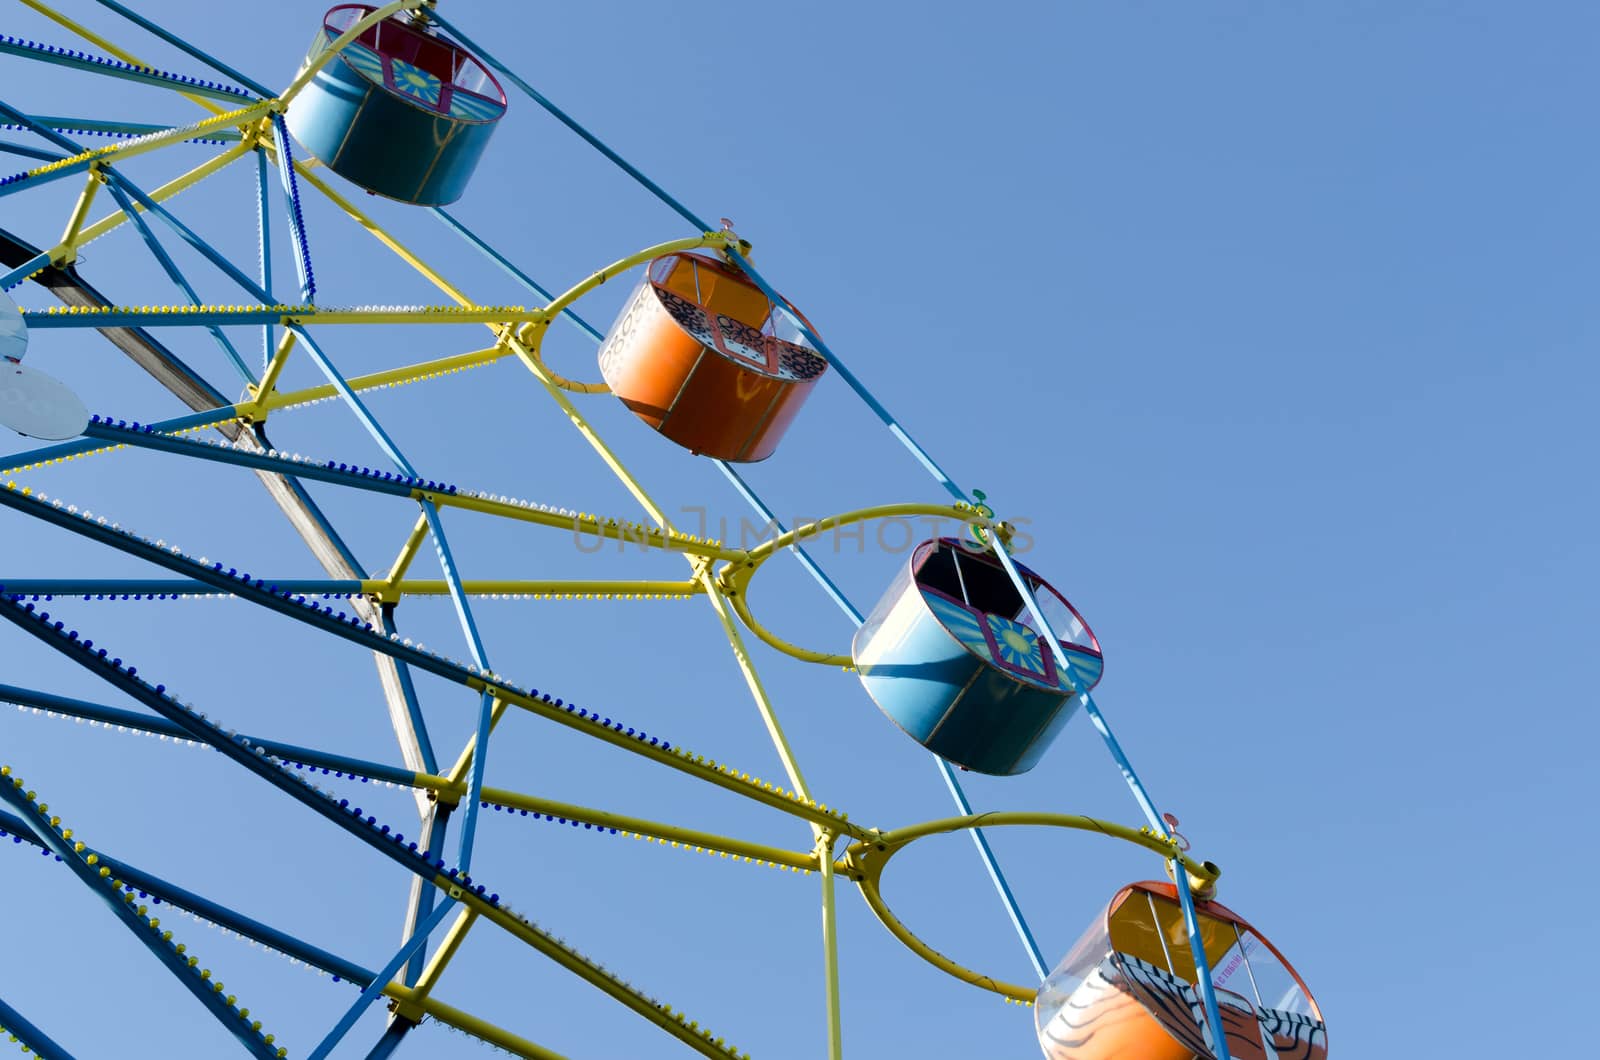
[
  {"x1": 1034, "y1": 882, "x2": 1326, "y2": 1060},
  {"x1": 596, "y1": 252, "x2": 827, "y2": 462}
]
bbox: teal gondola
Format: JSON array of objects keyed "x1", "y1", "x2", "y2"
[
  {"x1": 852, "y1": 538, "x2": 1103, "y2": 775},
  {"x1": 285, "y1": 5, "x2": 506, "y2": 206}
]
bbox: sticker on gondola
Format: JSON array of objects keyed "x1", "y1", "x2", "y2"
[{"x1": 0, "y1": 361, "x2": 89, "y2": 440}]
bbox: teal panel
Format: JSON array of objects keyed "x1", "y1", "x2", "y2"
[
  {"x1": 284, "y1": 31, "x2": 501, "y2": 206},
  {"x1": 854, "y1": 563, "x2": 1078, "y2": 775}
]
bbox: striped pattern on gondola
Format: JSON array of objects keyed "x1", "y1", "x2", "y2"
[
  {"x1": 1038, "y1": 952, "x2": 1218, "y2": 1059},
  {"x1": 925, "y1": 593, "x2": 990, "y2": 656},
  {"x1": 336, "y1": 37, "x2": 387, "y2": 87},
  {"x1": 1213, "y1": 990, "x2": 1270, "y2": 1060},
  {"x1": 1258, "y1": 1007, "x2": 1328, "y2": 1060},
  {"x1": 1114, "y1": 953, "x2": 1213, "y2": 1057},
  {"x1": 449, "y1": 89, "x2": 505, "y2": 121},
  {"x1": 1060, "y1": 645, "x2": 1104, "y2": 691},
  {"x1": 1037, "y1": 957, "x2": 1148, "y2": 1059}
]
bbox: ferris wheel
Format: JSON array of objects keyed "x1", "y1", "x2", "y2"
[{"x1": 0, "y1": 3, "x2": 1328, "y2": 1058}]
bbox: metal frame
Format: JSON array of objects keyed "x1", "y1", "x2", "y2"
[{"x1": 0, "y1": 3, "x2": 1257, "y2": 1058}]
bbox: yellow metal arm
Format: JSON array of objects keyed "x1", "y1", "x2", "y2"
[
  {"x1": 840, "y1": 812, "x2": 1222, "y2": 1003},
  {"x1": 715, "y1": 502, "x2": 992, "y2": 665}
]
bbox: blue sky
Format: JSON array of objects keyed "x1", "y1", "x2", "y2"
[{"x1": 1, "y1": 1, "x2": 1594, "y2": 1057}]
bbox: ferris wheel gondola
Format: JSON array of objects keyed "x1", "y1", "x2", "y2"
[
  {"x1": 852, "y1": 537, "x2": 1103, "y2": 775},
  {"x1": 286, "y1": 4, "x2": 506, "y2": 205},
  {"x1": 596, "y1": 251, "x2": 828, "y2": 461},
  {"x1": 1035, "y1": 882, "x2": 1327, "y2": 1060}
]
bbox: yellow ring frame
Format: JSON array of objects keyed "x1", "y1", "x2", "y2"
[
  {"x1": 716, "y1": 503, "x2": 997, "y2": 666},
  {"x1": 838, "y1": 813, "x2": 1222, "y2": 1003}
]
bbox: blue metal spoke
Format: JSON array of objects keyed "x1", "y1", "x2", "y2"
[
  {"x1": 87, "y1": 0, "x2": 275, "y2": 99},
  {"x1": 272, "y1": 323, "x2": 499, "y2": 684},
  {"x1": 0, "y1": 991, "x2": 77, "y2": 1060},
  {"x1": 307, "y1": 898, "x2": 458, "y2": 1060},
  {"x1": 0, "y1": 771, "x2": 281, "y2": 1058},
  {"x1": 1, "y1": 578, "x2": 356, "y2": 595},
  {"x1": 982, "y1": 534, "x2": 1232, "y2": 1057},
  {"x1": 417, "y1": 503, "x2": 490, "y2": 664},
  {"x1": 364, "y1": 1020, "x2": 412, "y2": 1059},
  {"x1": 0, "y1": 33, "x2": 254, "y2": 102},
  {"x1": 0, "y1": 489, "x2": 703, "y2": 809},
  {"x1": 0, "y1": 99, "x2": 81, "y2": 154},
  {"x1": 0, "y1": 487, "x2": 474, "y2": 689},
  {"x1": 0, "y1": 805, "x2": 377, "y2": 986},
  {"x1": 270, "y1": 115, "x2": 316, "y2": 304},
  {"x1": 0, "y1": 251, "x2": 50, "y2": 291},
  {"x1": 69, "y1": 175, "x2": 496, "y2": 699},
  {"x1": 7, "y1": 114, "x2": 239, "y2": 141},
  {"x1": 0, "y1": 592, "x2": 497, "y2": 900},
  {"x1": 2, "y1": 407, "x2": 238, "y2": 472},
  {"x1": 455, "y1": 690, "x2": 496, "y2": 872},
  {"x1": 0, "y1": 139, "x2": 68, "y2": 163},
  {"x1": 0, "y1": 682, "x2": 423, "y2": 788},
  {"x1": 256, "y1": 148, "x2": 275, "y2": 369},
  {"x1": 82, "y1": 416, "x2": 425, "y2": 497},
  {"x1": 725, "y1": 246, "x2": 966, "y2": 500},
  {"x1": 25, "y1": 306, "x2": 287, "y2": 328},
  {"x1": 100, "y1": 176, "x2": 256, "y2": 383},
  {"x1": 426, "y1": 11, "x2": 714, "y2": 235},
  {"x1": 101, "y1": 169, "x2": 282, "y2": 308},
  {"x1": 1174, "y1": 860, "x2": 1234, "y2": 1060},
  {"x1": 431, "y1": 206, "x2": 602, "y2": 343}
]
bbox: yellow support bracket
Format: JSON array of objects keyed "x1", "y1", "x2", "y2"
[
  {"x1": 58, "y1": 142, "x2": 254, "y2": 264},
  {"x1": 238, "y1": 330, "x2": 299, "y2": 422},
  {"x1": 377, "y1": 515, "x2": 431, "y2": 603},
  {"x1": 441, "y1": 697, "x2": 509, "y2": 803},
  {"x1": 57, "y1": 166, "x2": 104, "y2": 258},
  {"x1": 258, "y1": 342, "x2": 509, "y2": 414},
  {"x1": 25, "y1": 102, "x2": 272, "y2": 186},
  {"x1": 393, "y1": 906, "x2": 478, "y2": 1020},
  {"x1": 379, "y1": 983, "x2": 564, "y2": 1059}
]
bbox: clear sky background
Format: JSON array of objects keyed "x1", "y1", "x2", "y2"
[{"x1": 1, "y1": 1, "x2": 1594, "y2": 1057}]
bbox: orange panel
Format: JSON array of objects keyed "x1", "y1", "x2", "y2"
[
  {"x1": 598, "y1": 291, "x2": 703, "y2": 429},
  {"x1": 1260, "y1": 1009, "x2": 1328, "y2": 1060},
  {"x1": 597, "y1": 253, "x2": 827, "y2": 462},
  {"x1": 1038, "y1": 960, "x2": 1199, "y2": 1060}
]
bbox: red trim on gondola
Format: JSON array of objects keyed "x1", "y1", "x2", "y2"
[{"x1": 322, "y1": 3, "x2": 508, "y2": 116}]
